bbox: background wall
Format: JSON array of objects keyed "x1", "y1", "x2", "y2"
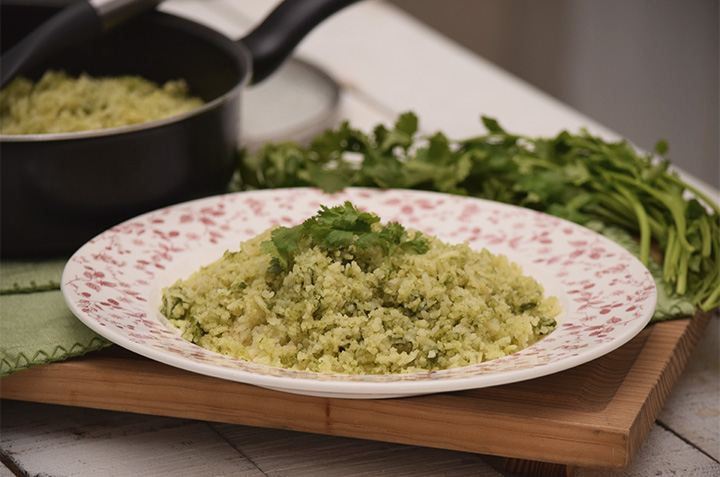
[{"x1": 389, "y1": 0, "x2": 719, "y2": 190}]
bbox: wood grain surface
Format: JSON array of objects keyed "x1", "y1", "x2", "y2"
[{"x1": 1, "y1": 311, "x2": 712, "y2": 473}]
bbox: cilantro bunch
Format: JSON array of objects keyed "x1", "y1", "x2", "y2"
[
  {"x1": 260, "y1": 201, "x2": 429, "y2": 273},
  {"x1": 238, "y1": 112, "x2": 720, "y2": 314}
]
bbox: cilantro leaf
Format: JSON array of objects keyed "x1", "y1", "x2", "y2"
[
  {"x1": 261, "y1": 202, "x2": 429, "y2": 273},
  {"x1": 260, "y1": 224, "x2": 304, "y2": 273}
]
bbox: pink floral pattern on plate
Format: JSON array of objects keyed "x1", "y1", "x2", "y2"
[{"x1": 62, "y1": 188, "x2": 656, "y2": 398}]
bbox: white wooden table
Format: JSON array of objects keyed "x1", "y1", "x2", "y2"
[{"x1": 2, "y1": 1, "x2": 718, "y2": 475}]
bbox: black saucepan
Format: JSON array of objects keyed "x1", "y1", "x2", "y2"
[{"x1": 0, "y1": 0, "x2": 358, "y2": 257}]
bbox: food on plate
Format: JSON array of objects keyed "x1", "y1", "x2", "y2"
[
  {"x1": 0, "y1": 70, "x2": 203, "y2": 134},
  {"x1": 160, "y1": 202, "x2": 561, "y2": 374}
]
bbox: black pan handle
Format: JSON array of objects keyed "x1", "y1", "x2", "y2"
[{"x1": 241, "y1": 0, "x2": 360, "y2": 84}]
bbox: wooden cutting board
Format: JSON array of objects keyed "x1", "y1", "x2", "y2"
[{"x1": 1, "y1": 310, "x2": 712, "y2": 475}]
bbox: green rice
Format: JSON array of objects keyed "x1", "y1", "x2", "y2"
[
  {"x1": 0, "y1": 70, "x2": 203, "y2": 135},
  {"x1": 161, "y1": 220, "x2": 561, "y2": 375}
]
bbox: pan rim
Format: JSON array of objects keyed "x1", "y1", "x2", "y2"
[{"x1": 0, "y1": 10, "x2": 252, "y2": 143}]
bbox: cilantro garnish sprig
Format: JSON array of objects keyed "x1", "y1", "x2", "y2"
[{"x1": 260, "y1": 201, "x2": 429, "y2": 273}]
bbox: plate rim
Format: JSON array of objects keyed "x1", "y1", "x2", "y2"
[{"x1": 61, "y1": 187, "x2": 657, "y2": 398}]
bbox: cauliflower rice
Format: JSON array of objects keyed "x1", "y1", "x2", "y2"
[
  {"x1": 161, "y1": 220, "x2": 561, "y2": 375},
  {"x1": 0, "y1": 70, "x2": 203, "y2": 135}
]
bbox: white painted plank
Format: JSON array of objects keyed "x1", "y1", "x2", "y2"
[
  {"x1": 0, "y1": 464, "x2": 16, "y2": 477},
  {"x1": 573, "y1": 423, "x2": 720, "y2": 477},
  {"x1": 658, "y1": 313, "x2": 720, "y2": 461},
  {"x1": 3, "y1": 399, "x2": 718, "y2": 477},
  {"x1": 211, "y1": 423, "x2": 503, "y2": 477},
  {"x1": 0, "y1": 400, "x2": 500, "y2": 476},
  {"x1": 0, "y1": 401, "x2": 263, "y2": 477}
]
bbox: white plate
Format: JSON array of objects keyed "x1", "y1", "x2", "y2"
[{"x1": 62, "y1": 188, "x2": 656, "y2": 399}]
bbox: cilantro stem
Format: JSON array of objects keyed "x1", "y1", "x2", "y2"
[
  {"x1": 702, "y1": 290, "x2": 720, "y2": 312},
  {"x1": 593, "y1": 192, "x2": 636, "y2": 221},
  {"x1": 698, "y1": 215, "x2": 712, "y2": 258},
  {"x1": 699, "y1": 228, "x2": 720, "y2": 310},
  {"x1": 676, "y1": 248, "x2": 689, "y2": 295},
  {"x1": 693, "y1": 254, "x2": 718, "y2": 309},
  {"x1": 663, "y1": 227, "x2": 679, "y2": 284},
  {"x1": 645, "y1": 207, "x2": 668, "y2": 241},
  {"x1": 592, "y1": 192, "x2": 651, "y2": 234},
  {"x1": 663, "y1": 173, "x2": 720, "y2": 216},
  {"x1": 590, "y1": 204, "x2": 641, "y2": 231},
  {"x1": 608, "y1": 172, "x2": 695, "y2": 253},
  {"x1": 615, "y1": 184, "x2": 651, "y2": 265}
]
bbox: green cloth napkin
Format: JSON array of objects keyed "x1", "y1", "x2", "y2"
[
  {"x1": 1, "y1": 259, "x2": 66, "y2": 293},
  {"x1": 1, "y1": 259, "x2": 111, "y2": 377}
]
